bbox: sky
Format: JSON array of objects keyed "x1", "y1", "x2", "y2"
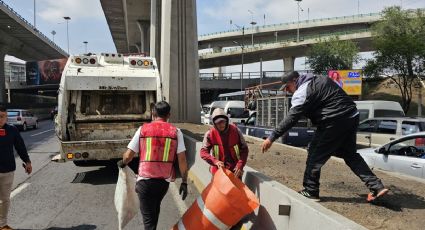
[{"x1": 3, "y1": 0, "x2": 425, "y2": 72}]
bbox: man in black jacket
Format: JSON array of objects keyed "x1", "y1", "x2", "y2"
[
  {"x1": 261, "y1": 71, "x2": 388, "y2": 202},
  {"x1": 0, "y1": 105, "x2": 32, "y2": 230}
]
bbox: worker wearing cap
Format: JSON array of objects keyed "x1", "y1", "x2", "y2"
[
  {"x1": 200, "y1": 108, "x2": 248, "y2": 179},
  {"x1": 261, "y1": 71, "x2": 389, "y2": 202}
]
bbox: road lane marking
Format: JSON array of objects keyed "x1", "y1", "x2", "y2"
[
  {"x1": 11, "y1": 182, "x2": 30, "y2": 198},
  {"x1": 30, "y1": 129, "x2": 54, "y2": 137},
  {"x1": 169, "y1": 182, "x2": 189, "y2": 216}
]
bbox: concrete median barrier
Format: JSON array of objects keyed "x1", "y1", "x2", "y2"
[{"x1": 183, "y1": 134, "x2": 366, "y2": 230}]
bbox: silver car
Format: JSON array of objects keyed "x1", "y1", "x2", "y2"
[
  {"x1": 7, "y1": 109, "x2": 39, "y2": 131},
  {"x1": 358, "y1": 132, "x2": 425, "y2": 179}
]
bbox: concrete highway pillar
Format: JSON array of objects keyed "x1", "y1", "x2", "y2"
[
  {"x1": 0, "y1": 47, "x2": 7, "y2": 104},
  {"x1": 283, "y1": 56, "x2": 295, "y2": 72},
  {"x1": 150, "y1": 0, "x2": 161, "y2": 68},
  {"x1": 137, "y1": 20, "x2": 150, "y2": 54},
  {"x1": 160, "y1": 0, "x2": 200, "y2": 123}
]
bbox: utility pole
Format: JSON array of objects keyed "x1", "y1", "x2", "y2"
[{"x1": 248, "y1": 10, "x2": 256, "y2": 46}]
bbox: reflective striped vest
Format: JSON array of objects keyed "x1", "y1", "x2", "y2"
[
  {"x1": 209, "y1": 124, "x2": 241, "y2": 174},
  {"x1": 138, "y1": 120, "x2": 178, "y2": 180}
]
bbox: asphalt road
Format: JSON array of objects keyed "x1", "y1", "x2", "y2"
[{"x1": 8, "y1": 120, "x2": 199, "y2": 230}]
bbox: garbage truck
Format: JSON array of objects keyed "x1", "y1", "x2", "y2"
[{"x1": 54, "y1": 53, "x2": 162, "y2": 165}]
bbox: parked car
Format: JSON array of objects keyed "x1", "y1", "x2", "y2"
[
  {"x1": 355, "y1": 100, "x2": 405, "y2": 122},
  {"x1": 358, "y1": 132, "x2": 425, "y2": 179},
  {"x1": 204, "y1": 101, "x2": 249, "y2": 125},
  {"x1": 357, "y1": 117, "x2": 425, "y2": 148},
  {"x1": 7, "y1": 109, "x2": 39, "y2": 131}
]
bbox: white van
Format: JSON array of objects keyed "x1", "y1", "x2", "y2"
[
  {"x1": 204, "y1": 101, "x2": 249, "y2": 125},
  {"x1": 355, "y1": 100, "x2": 405, "y2": 122}
]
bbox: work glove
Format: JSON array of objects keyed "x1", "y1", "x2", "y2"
[
  {"x1": 179, "y1": 182, "x2": 188, "y2": 200},
  {"x1": 117, "y1": 160, "x2": 126, "y2": 168}
]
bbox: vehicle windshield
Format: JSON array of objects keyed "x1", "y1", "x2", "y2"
[
  {"x1": 80, "y1": 91, "x2": 148, "y2": 115},
  {"x1": 374, "y1": 109, "x2": 405, "y2": 117},
  {"x1": 7, "y1": 111, "x2": 19, "y2": 117},
  {"x1": 227, "y1": 108, "x2": 249, "y2": 118}
]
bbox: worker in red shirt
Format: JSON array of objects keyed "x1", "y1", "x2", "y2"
[{"x1": 200, "y1": 108, "x2": 248, "y2": 178}]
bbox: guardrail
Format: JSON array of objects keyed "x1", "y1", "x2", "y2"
[
  {"x1": 199, "y1": 8, "x2": 424, "y2": 39},
  {"x1": 0, "y1": 0, "x2": 68, "y2": 55},
  {"x1": 200, "y1": 71, "x2": 287, "y2": 80},
  {"x1": 200, "y1": 28, "x2": 371, "y2": 56}
]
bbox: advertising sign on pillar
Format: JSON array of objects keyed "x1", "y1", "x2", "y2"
[
  {"x1": 26, "y1": 58, "x2": 67, "y2": 85},
  {"x1": 26, "y1": 62, "x2": 40, "y2": 85},
  {"x1": 328, "y1": 70, "x2": 362, "y2": 95}
]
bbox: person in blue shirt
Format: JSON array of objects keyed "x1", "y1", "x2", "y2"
[{"x1": 0, "y1": 105, "x2": 32, "y2": 230}]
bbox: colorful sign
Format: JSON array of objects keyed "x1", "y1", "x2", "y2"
[
  {"x1": 26, "y1": 58, "x2": 67, "y2": 85},
  {"x1": 328, "y1": 70, "x2": 362, "y2": 95}
]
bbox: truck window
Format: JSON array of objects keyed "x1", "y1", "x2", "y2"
[
  {"x1": 227, "y1": 108, "x2": 249, "y2": 118},
  {"x1": 374, "y1": 109, "x2": 404, "y2": 117},
  {"x1": 376, "y1": 120, "x2": 397, "y2": 134},
  {"x1": 80, "y1": 91, "x2": 148, "y2": 115},
  {"x1": 358, "y1": 120, "x2": 378, "y2": 132},
  {"x1": 358, "y1": 109, "x2": 369, "y2": 122},
  {"x1": 402, "y1": 121, "x2": 425, "y2": 135}
]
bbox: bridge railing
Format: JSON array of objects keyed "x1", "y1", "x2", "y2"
[
  {"x1": 200, "y1": 28, "x2": 371, "y2": 56},
  {"x1": 0, "y1": 0, "x2": 68, "y2": 55},
  {"x1": 200, "y1": 71, "x2": 285, "y2": 80},
  {"x1": 199, "y1": 12, "x2": 381, "y2": 39}
]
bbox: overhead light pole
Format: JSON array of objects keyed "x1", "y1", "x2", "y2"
[
  {"x1": 63, "y1": 16, "x2": 71, "y2": 54},
  {"x1": 83, "y1": 41, "x2": 88, "y2": 53},
  {"x1": 295, "y1": 0, "x2": 303, "y2": 42},
  {"x1": 232, "y1": 24, "x2": 245, "y2": 92},
  {"x1": 248, "y1": 10, "x2": 257, "y2": 46},
  {"x1": 33, "y1": 0, "x2": 36, "y2": 27},
  {"x1": 51, "y1": 30, "x2": 56, "y2": 42}
]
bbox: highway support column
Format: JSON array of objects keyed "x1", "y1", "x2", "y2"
[
  {"x1": 160, "y1": 0, "x2": 200, "y2": 123},
  {"x1": 150, "y1": 0, "x2": 161, "y2": 68},
  {"x1": 283, "y1": 56, "x2": 295, "y2": 73},
  {"x1": 0, "y1": 47, "x2": 7, "y2": 104}
]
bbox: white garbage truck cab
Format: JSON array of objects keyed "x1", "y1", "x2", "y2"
[{"x1": 55, "y1": 53, "x2": 162, "y2": 164}]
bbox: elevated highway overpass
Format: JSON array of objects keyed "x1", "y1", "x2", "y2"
[
  {"x1": 199, "y1": 29, "x2": 372, "y2": 69},
  {"x1": 0, "y1": 0, "x2": 68, "y2": 103}
]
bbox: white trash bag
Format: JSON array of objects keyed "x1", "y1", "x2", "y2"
[{"x1": 115, "y1": 166, "x2": 139, "y2": 230}]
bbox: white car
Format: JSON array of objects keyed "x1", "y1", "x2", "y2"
[
  {"x1": 7, "y1": 109, "x2": 39, "y2": 131},
  {"x1": 357, "y1": 117, "x2": 425, "y2": 148},
  {"x1": 358, "y1": 132, "x2": 425, "y2": 179}
]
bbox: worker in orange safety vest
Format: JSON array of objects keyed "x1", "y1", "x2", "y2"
[
  {"x1": 118, "y1": 101, "x2": 188, "y2": 230},
  {"x1": 200, "y1": 108, "x2": 249, "y2": 179}
]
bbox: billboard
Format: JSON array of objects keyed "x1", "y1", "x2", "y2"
[
  {"x1": 26, "y1": 58, "x2": 67, "y2": 85},
  {"x1": 328, "y1": 70, "x2": 362, "y2": 95}
]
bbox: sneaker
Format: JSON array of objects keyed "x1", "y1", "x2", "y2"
[
  {"x1": 299, "y1": 189, "x2": 320, "y2": 201},
  {"x1": 367, "y1": 188, "x2": 389, "y2": 202},
  {"x1": 0, "y1": 225, "x2": 13, "y2": 230}
]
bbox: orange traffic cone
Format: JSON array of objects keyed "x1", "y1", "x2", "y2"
[{"x1": 172, "y1": 168, "x2": 259, "y2": 230}]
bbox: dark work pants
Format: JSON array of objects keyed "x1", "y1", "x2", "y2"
[
  {"x1": 135, "y1": 179, "x2": 170, "y2": 230},
  {"x1": 303, "y1": 115, "x2": 384, "y2": 195}
]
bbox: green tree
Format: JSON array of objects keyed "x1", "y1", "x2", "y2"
[
  {"x1": 306, "y1": 36, "x2": 359, "y2": 74},
  {"x1": 364, "y1": 7, "x2": 425, "y2": 113}
]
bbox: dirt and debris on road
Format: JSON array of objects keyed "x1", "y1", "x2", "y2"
[{"x1": 176, "y1": 123, "x2": 425, "y2": 230}]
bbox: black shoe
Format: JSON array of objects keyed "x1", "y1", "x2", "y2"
[{"x1": 299, "y1": 189, "x2": 320, "y2": 201}]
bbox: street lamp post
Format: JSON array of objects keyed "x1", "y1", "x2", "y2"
[
  {"x1": 51, "y1": 30, "x2": 56, "y2": 42},
  {"x1": 232, "y1": 24, "x2": 245, "y2": 92},
  {"x1": 33, "y1": 0, "x2": 36, "y2": 27},
  {"x1": 63, "y1": 16, "x2": 71, "y2": 54},
  {"x1": 295, "y1": 0, "x2": 302, "y2": 42},
  {"x1": 83, "y1": 41, "x2": 88, "y2": 53},
  {"x1": 248, "y1": 10, "x2": 256, "y2": 46}
]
